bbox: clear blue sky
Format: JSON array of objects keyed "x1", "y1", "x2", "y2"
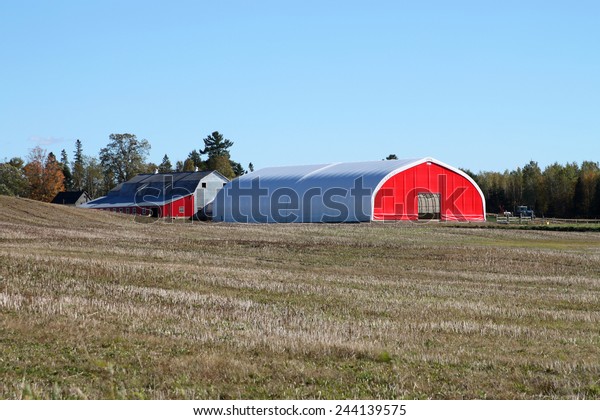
[{"x1": 1, "y1": 1, "x2": 598, "y2": 172}]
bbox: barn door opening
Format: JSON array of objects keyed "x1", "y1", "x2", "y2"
[{"x1": 418, "y1": 193, "x2": 440, "y2": 220}]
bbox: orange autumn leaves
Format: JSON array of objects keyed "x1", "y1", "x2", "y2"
[{"x1": 23, "y1": 146, "x2": 65, "y2": 202}]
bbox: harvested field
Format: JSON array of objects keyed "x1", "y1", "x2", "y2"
[{"x1": 0, "y1": 196, "x2": 599, "y2": 399}]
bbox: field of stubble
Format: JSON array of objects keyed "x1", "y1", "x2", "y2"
[{"x1": 0, "y1": 196, "x2": 599, "y2": 399}]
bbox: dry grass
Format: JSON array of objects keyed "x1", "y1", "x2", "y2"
[{"x1": 0, "y1": 196, "x2": 599, "y2": 399}]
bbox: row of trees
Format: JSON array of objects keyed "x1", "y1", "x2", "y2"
[
  {"x1": 2, "y1": 137, "x2": 599, "y2": 219},
  {"x1": 0, "y1": 131, "x2": 250, "y2": 201},
  {"x1": 467, "y1": 161, "x2": 600, "y2": 218},
  {"x1": 0, "y1": 152, "x2": 65, "y2": 202}
]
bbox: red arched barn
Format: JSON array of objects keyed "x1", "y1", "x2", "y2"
[
  {"x1": 373, "y1": 159, "x2": 485, "y2": 221},
  {"x1": 214, "y1": 157, "x2": 486, "y2": 223}
]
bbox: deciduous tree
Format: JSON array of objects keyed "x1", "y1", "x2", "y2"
[
  {"x1": 208, "y1": 155, "x2": 235, "y2": 179},
  {"x1": 82, "y1": 156, "x2": 104, "y2": 198},
  {"x1": 573, "y1": 161, "x2": 600, "y2": 217},
  {"x1": 593, "y1": 178, "x2": 600, "y2": 217},
  {"x1": 24, "y1": 147, "x2": 65, "y2": 202},
  {"x1": 522, "y1": 161, "x2": 545, "y2": 215},
  {"x1": 0, "y1": 160, "x2": 29, "y2": 197},
  {"x1": 99, "y1": 133, "x2": 150, "y2": 184},
  {"x1": 182, "y1": 158, "x2": 195, "y2": 172}
]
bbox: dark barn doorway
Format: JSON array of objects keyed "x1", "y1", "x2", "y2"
[{"x1": 418, "y1": 193, "x2": 440, "y2": 220}]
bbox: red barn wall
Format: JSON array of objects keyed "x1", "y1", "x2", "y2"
[
  {"x1": 373, "y1": 162, "x2": 484, "y2": 221},
  {"x1": 160, "y1": 195, "x2": 195, "y2": 218},
  {"x1": 96, "y1": 194, "x2": 195, "y2": 218}
]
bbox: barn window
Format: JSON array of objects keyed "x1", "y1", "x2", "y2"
[
  {"x1": 132, "y1": 208, "x2": 136, "y2": 215},
  {"x1": 201, "y1": 182, "x2": 207, "y2": 188},
  {"x1": 179, "y1": 206, "x2": 185, "y2": 214},
  {"x1": 418, "y1": 193, "x2": 440, "y2": 220},
  {"x1": 126, "y1": 208, "x2": 130, "y2": 214}
]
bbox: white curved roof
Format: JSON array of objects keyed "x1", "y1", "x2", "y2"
[
  {"x1": 213, "y1": 157, "x2": 484, "y2": 222},
  {"x1": 240, "y1": 158, "x2": 422, "y2": 186}
]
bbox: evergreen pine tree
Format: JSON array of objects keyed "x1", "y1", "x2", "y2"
[
  {"x1": 187, "y1": 150, "x2": 204, "y2": 170},
  {"x1": 60, "y1": 149, "x2": 73, "y2": 190},
  {"x1": 158, "y1": 154, "x2": 173, "y2": 173},
  {"x1": 201, "y1": 131, "x2": 233, "y2": 158},
  {"x1": 72, "y1": 139, "x2": 85, "y2": 190}
]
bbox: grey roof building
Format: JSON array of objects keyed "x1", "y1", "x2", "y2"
[
  {"x1": 83, "y1": 170, "x2": 229, "y2": 218},
  {"x1": 51, "y1": 190, "x2": 92, "y2": 207}
]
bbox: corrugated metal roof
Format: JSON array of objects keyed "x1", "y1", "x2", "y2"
[{"x1": 83, "y1": 170, "x2": 227, "y2": 208}]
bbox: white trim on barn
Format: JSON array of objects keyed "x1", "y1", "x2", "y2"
[{"x1": 369, "y1": 157, "x2": 486, "y2": 221}]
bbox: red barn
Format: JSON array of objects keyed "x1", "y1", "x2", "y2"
[
  {"x1": 83, "y1": 170, "x2": 229, "y2": 218},
  {"x1": 372, "y1": 159, "x2": 485, "y2": 221},
  {"x1": 214, "y1": 157, "x2": 485, "y2": 222}
]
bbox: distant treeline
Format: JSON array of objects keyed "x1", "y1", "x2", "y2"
[
  {"x1": 0, "y1": 132, "x2": 249, "y2": 202},
  {"x1": 1, "y1": 137, "x2": 599, "y2": 219},
  {"x1": 464, "y1": 161, "x2": 600, "y2": 218}
]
